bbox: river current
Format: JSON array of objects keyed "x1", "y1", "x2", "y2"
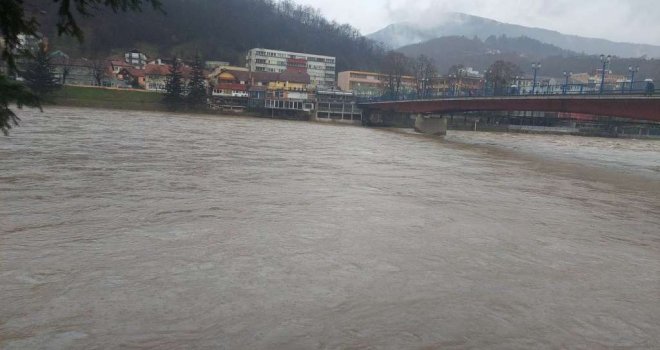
[{"x1": 2, "y1": 107, "x2": 659, "y2": 349}]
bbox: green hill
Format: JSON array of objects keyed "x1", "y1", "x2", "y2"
[{"x1": 30, "y1": 0, "x2": 385, "y2": 71}]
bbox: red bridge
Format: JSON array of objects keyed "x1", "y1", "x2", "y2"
[{"x1": 359, "y1": 96, "x2": 660, "y2": 123}]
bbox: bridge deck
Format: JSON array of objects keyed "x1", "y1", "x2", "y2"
[{"x1": 359, "y1": 96, "x2": 660, "y2": 122}]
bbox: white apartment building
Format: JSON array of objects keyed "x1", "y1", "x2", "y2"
[
  {"x1": 245, "y1": 48, "x2": 336, "y2": 88},
  {"x1": 124, "y1": 50, "x2": 147, "y2": 68}
]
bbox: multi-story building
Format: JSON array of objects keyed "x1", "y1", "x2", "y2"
[
  {"x1": 314, "y1": 90, "x2": 362, "y2": 124},
  {"x1": 245, "y1": 48, "x2": 335, "y2": 88},
  {"x1": 124, "y1": 49, "x2": 147, "y2": 68}
]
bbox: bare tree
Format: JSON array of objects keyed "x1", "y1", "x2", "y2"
[
  {"x1": 91, "y1": 59, "x2": 107, "y2": 86},
  {"x1": 61, "y1": 60, "x2": 71, "y2": 85},
  {"x1": 448, "y1": 64, "x2": 466, "y2": 76},
  {"x1": 486, "y1": 60, "x2": 522, "y2": 95},
  {"x1": 413, "y1": 55, "x2": 437, "y2": 98},
  {"x1": 382, "y1": 51, "x2": 408, "y2": 100}
]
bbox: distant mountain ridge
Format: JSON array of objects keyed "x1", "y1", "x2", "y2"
[
  {"x1": 396, "y1": 35, "x2": 660, "y2": 81},
  {"x1": 368, "y1": 12, "x2": 660, "y2": 58},
  {"x1": 396, "y1": 35, "x2": 575, "y2": 74}
]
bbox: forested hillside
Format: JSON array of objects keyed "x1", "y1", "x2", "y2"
[
  {"x1": 30, "y1": 0, "x2": 385, "y2": 71},
  {"x1": 398, "y1": 35, "x2": 660, "y2": 79}
]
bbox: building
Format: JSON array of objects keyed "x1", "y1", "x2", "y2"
[
  {"x1": 248, "y1": 86, "x2": 267, "y2": 109},
  {"x1": 337, "y1": 70, "x2": 417, "y2": 96},
  {"x1": 124, "y1": 49, "x2": 147, "y2": 68},
  {"x1": 264, "y1": 70, "x2": 314, "y2": 114},
  {"x1": 267, "y1": 71, "x2": 310, "y2": 92},
  {"x1": 144, "y1": 63, "x2": 192, "y2": 93},
  {"x1": 314, "y1": 90, "x2": 362, "y2": 124},
  {"x1": 116, "y1": 67, "x2": 146, "y2": 89},
  {"x1": 338, "y1": 71, "x2": 384, "y2": 96},
  {"x1": 245, "y1": 48, "x2": 335, "y2": 88}
]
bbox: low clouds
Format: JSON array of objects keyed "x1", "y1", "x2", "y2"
[{"x1": 295, "y1": 0, "x2": 660, "y2": 45}]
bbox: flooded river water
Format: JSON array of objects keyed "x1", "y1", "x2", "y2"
[{"x1": 2, "y1": 107, "x2": 659, "y2": 349}]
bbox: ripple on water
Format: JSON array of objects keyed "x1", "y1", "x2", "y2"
[{"x1": 1, "y1": 107, "x2": 659, "y2": 349}]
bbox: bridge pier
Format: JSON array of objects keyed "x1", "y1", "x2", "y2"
[{"x1": 414, "y1": 114, "x2": 447, "y2": 136}]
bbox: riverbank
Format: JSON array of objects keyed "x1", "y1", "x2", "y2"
[
  {"x1": 50, "y1": 86, "x2": 166, "y2": 111},
  {"x1": 49, "y1": 86, "x2": 268, "y2": 119}
]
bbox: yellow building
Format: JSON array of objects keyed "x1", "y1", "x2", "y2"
[{"x1": 266, "y1": 71, "x2": 310, "y2": 91}]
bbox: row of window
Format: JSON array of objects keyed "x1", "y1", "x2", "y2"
[
  {"x1": 252, "y1": 50, "x2": 335, "y2": 64},
  {"x1": 254, "y1": 60, "x2": 334, "y2": 72},
  {"x1": 265, "y1": 100, "x2": 314, "y2": 110},
  {"x1": 349, "y1": 73, "x2": 380, "y2": 80}
]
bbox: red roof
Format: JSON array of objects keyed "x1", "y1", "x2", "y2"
[
  {"x1": 144, "y1": 63, "x2": 192, "y2": 78},
  {"x1": 145, "y1": 64, "x2": 170, "y2": 76},
  {"x1": 120, "y1": 67, "x2": 145, "y2": 78},
  {"x1": 279, "y1": 70, "x2": 310, "y2": 84}
]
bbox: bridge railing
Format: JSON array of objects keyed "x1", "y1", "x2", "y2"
[{"x1": 357, "y1": 81, "x2": 656, "y2": 103}]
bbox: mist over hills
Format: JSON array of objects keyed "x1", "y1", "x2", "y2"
[
  {"x1": 397, "y1": 35, "x2": 660, "y2": 80},
  {"x1": 368, "y1": 12, "x2": 660, "y2": 58},
  {"x1": 26, "y1": 0, "x2": 660, "y2": 80}
]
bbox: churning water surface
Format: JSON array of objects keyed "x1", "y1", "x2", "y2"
[{"x1": 1, "y1": 107, "x2": 659, "y2": 349}]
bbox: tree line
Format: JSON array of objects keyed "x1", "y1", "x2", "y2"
[{"x1": 380, "y1": 50, "x2": 524, "y2": 98}]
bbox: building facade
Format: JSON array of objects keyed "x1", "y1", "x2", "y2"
[
  {"x1": 337, "y1": 70, "x2": 416, "y2": 96},
  {"x1": 245, "y1": 48, "x2": 335, "y2": 89},
  {"x1": 124, "y1": 50, "x2": 147, "y2": 68}
]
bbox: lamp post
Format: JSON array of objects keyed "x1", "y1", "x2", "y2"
[
  {"x1": 563, "y1": 71, "x2": 572, "y2": 94},
  {"x1": 456, "y1": 68, "x2": 465, "y2": 96},
  {"x1": 449, "y1": 74, "x2": 456, "y2": 96},
  {"x1": 629, "y1": 66, "x2": 639, "y2": 93},
  {"x1": 599, "y1": 54, "x2": 611, "y2": 94},
  {"x1": 484, "y1": 70, "x2": 491, "y2": 96},
  {"x1": 531, "y1": 62, "x2": 541, "y2": 95}
]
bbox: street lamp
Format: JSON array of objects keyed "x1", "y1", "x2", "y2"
[
  {"x1": 599, "y1": 54, "x2": 611, "y2": 94},
  {"x1": 484, "y1": 70, "x2": 491, "y2": 96},
  {"x1": 563, "y1": 71, "x2": 572, "y2": 94},
  {"x1": 449, "y1": 74, "x2": 456, "y2": 96},
  {"x1": 531, "y1": 62, "x2": 541, "y2": 95},
  {"x1": 629, "y1": 66, "x2": 639, "y2": 93}
]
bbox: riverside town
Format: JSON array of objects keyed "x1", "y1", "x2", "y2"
[{"x1": 3, "y1": 34, "x2": 660, "y2": 137}]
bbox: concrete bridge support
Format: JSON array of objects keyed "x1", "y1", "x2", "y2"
[{"x1": 414, "y1": 114, "x2": 447, "y2": 136}]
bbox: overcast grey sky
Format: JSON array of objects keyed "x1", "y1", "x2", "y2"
[{"x1": 294, "y1": 0, "x2": 660, "y2": 45}]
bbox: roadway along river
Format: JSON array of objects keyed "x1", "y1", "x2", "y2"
[{"x1": 2, "y1": 107, "x2": 659, "y2": 349}]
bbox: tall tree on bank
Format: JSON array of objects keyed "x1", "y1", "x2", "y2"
[
  {"x1": 0, "y1": 0, "x2": 162, "y2": 135},
  {"x1": 91, "y1": 60, "x2": 108, "y2": 86},
  {"x1": 22, "y1": 45, "x2": 60, "y2": 98},
  {"x1": 0, "y1": 75, "x2": 40, "y2": 135},
  {"x1": 163, "y1": 57, "x2": 184, "y2": 110},
  {"x1": 187, "y1": 54, "x2": 207, "y2": 110}
]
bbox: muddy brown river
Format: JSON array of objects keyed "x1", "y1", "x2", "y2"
[{"x1": 1, "y1": 107, "x2": 659, "y2": 349}]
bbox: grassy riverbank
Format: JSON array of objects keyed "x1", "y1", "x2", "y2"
[{"x1": 50, "y1": 86, "x2": 167, "y2": 111}]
